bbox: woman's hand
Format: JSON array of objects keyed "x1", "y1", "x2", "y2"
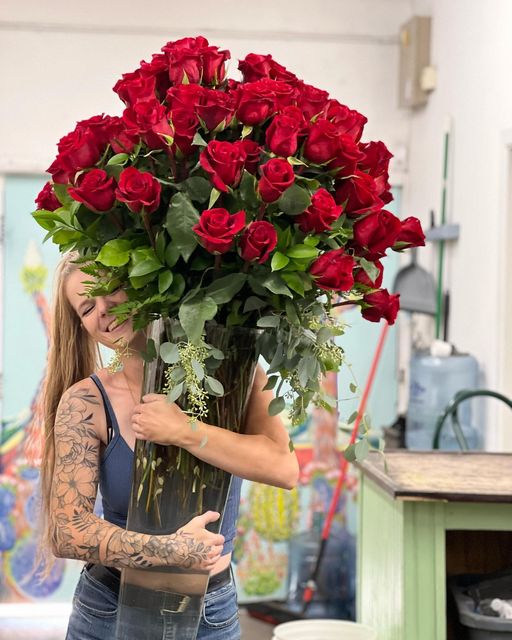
[
  {"x1": 173, "y1": 511, "x2": 225, "y2": 572},
  {"x1": 131, "y1": 394, "x2": 190, "y2": 446}
]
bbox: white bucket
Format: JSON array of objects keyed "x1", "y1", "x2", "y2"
[{"x1": 272, "y1": 619, "x2": 377, "y2": 640}]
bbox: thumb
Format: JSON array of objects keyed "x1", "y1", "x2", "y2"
[
  {"x1": 142, "y1": 393, "x2": 166, "y2": 403},
  {"x1": 193, "y1": 510, "x2": 221, "y2": 527}
]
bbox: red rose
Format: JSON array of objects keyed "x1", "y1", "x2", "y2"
[
  {"x1": 328, "y1": 134, "x2": 365, "y2": 176},
  {"x1": 75, "y1": 114, "x2": 119, "y2": 149},
  {"x1": 354, "y1": 259, "x2": 384, "y2": 289},
  {"x1": 352, "y1": 210, "x2": 402, "y2": 258},
  {"x1": 296, "y1": 82, "x2": 329, "y2": 120},
  {"x1": 395, "y1": 217, "x2": 425, "y2": 248},
  {"x1": 139, "y1": 53, "x2": 171, "y2": 99},
  {"x1": 47, "y1": 128, "x2": 102, "y2": 184},
  {"x1": 239, "y1": 139, "x2": 261, "y2": 174},
  {"x1": 163, "y1": 36, "x2": 229, "y2": 86},
  {"x1": 238, "y1": 54, "x2": 297, "y2": 84},
  {"x1": 239, "y1": 221, "x2": 278, "y2": 264},
  {"x1": 170, "y1": 109, "x2": 199, "y2": 157},
  {"x1": 200, "y1": 141, "x2": 246, "y2": 192},
  {"x1": 196, "y1": 88, "x2": 235, "y2": 131},
  {"x1": 166, "y1": 83, "x2": 204, "y2": 111},
  {"x1": 68, "y1": 169, "x2": 116, "y2": 213},
  {"x1": 271, "y1": 82, "x2": 299, "y2": 111},
  {"x1": 193, "y1": 208, "x2": 246, "y2": 254},
  {"x1": 122, "y1": 99, "x2": 173, "y2": 150},
  {"x1": 265, "y1": 113, "x2": 302, "y2": 157},
  {"x1": 115, "y1": 167, "x2": 161, "y2": 214},
  {"x1": 296, "y1": 188, "x2": 343, "y2": 234},
  {"x1": 362, "y1": 289, "x2": 400, "y2": 325},
  {"x1": 35, "y1": 182, "x2": 61, "y2": 211},
  {"x1": 303, "y1": 119, "x2": 340, "y2": 164},
  {"x1": 359, "y1": 140, "x2": 393, "y2": 201},
  {"x1": 235, "y1": 79, "x2": 277, "y2": 125},
  {"x1": 113, "y1": 70, "x2": 156, "y2": 106},
  {"x1": 109, "y1": 119, "x2": 138, "y2": 154},
  {"x1": 309, "y1": 249, "x2": 355, "y2": 292},
  {"x1": 324, "y1": 100, "x2": 367, "y2": 142},
  {"x1": 258, "y1": 158, "x2": 295, "y2": 203},
  {"x1": 201, "y1": 45, "x2": 230, "y2": 84},
  {"x1": 334, "y1": 171, "x2": 384, "y2": 217}
]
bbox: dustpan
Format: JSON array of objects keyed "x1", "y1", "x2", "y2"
[{"x1": 393, "y1": 248, "x2": 437, "y2": 315}]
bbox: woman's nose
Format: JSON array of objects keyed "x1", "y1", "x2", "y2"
[{"x1": 95, "y1": 297, "x2": 111, "y2": 315}]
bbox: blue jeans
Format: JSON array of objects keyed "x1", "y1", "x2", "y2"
[{"x1": 66, "y1": 566, "x2": 241, "y2": 640}]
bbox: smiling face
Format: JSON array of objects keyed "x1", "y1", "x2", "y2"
[{"x1": 65, "y1": 269, "x2": 138, "y2": 350}]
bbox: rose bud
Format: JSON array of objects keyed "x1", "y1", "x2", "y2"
[
  {"x1": 334, "y1": 170, "x2": 384, "y2": 217},
  {"x1": 257, "y1": 158, "x2": 295, "y2": 203},
  {"x1": 200, "y1": 140, "x2": 247, "y2": 192},
  {"x1": 68, "y1": 169, "x2": 116, "y2": 213},
  {"x1": 201, "y1": 45, "x2": 230, "y2": 85},
  {"x1": 170, "y1": 108, "x2": 199, "y2": 157},
  {"x1": 235, "y1": 79, "x2": 278, "y2": 126},
  {"x1": 196, "y1": 89, "x2": 236, "y2": 131},
  {"x1": 354, "y1": 259, "x2": 384, "y2": 289},
  {"x1": 115, "y1": 167, "x2": 161, "y2": 214},
  {"x1": 265, "y1": 113, "x2": 302, "y2": 157},
  {"x1": 295, "y1": 81, "x2": 330, "y2": 120},
  {"x1": 122, "y1": 98, "x2": 174, "y2": 150},
  {"x1": 193, "y1": 208, "x2": 246, "y2": 254},
  {"x1": 296, "y1": 188, "x2": 343, "y2": 234},
  {"x1": 113, "y1": 70, "x2": 156, "y2": 107},
  {"x1": 352, "y1": 210, "x2": 403, "y2": 259},
  {"x1": 362, "y1": 289, "x2": 400, "y2": 325},
  {"x1": 238, "y1": 53, "x2": 297, "y2": 84},
  {"x1": 309, "y1": 249, "x2": 355, "y2": 292},
  {"x1": 239, "y1": 221, "x2": 278, "y2": 264},
  {"x1": 324, "y1": 100, "x2": 367, "y2": 142},
  {"x1": 395, "y1": 216, "x2": 426, "y2": 248},
  {"x1": 35, "y1": 182, "x2": 61, "y2": 211}
]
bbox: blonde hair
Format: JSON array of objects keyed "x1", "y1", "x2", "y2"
[{"x1": 38, "y1": 251, "x2": 100, "y2": 566}]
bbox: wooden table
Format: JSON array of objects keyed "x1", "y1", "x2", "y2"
[{"x1": 356, "y1": 451, "x2": 512, "y2": 640}]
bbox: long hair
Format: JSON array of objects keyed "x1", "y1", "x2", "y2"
[{"x1": 38, "y1": 252, "x2": 99, "y2": 567}]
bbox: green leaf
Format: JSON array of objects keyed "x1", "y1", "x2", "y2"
[
  {"x1": 182, "y1": 176, "x2": 212, "y2": 203},
  {"x1": 165, "y1": 192, "x2": 200, "y2": 262},
  {"x1": 205, "y1": 273, "x2": 247, "y2": 304},
  {"x1": 288, "y1": 439, "x2": 295, "y2": 453},
  {"x1": 179, "y1": 294, "x2": 218, "y2": 343},
  {"x1": 205, "y1": 375, "x2": 224, "y2": 396},
  {"x1": 97, "y1": 239, "x2": 132, "y2": 267},
  {"x1": 269, "y1": 396, "x2": 286, "y2": 416},
  {"x1": 261, "y1": 273, "x2": 293, "y2": 298},
  {"x1": 287, "y1": 156, "x2": 308, "y2": 166},
  {"x1": 155, "y1": 232, "x2": 167, "y2": 262},
  {"x1": 141, "y1": 338, "x2": 157, "y2": 363},
  {"x1": 243, "y1": 296, "x2": 266, "y2": 312},
  {"x1": 277, "y1": 183, "x2": 311, "y2": 215},
  {"x1": 241, "y1": 125, "x2": 253, "y2": 139},
  {"x1": 281, "y1": 272, "x2": 305, "y2": 296},
  {"x1": 158, "y1": 270, "x2": 174, "y2": 293},
  {"x1": 285, "y1": 300, "x2": 300, "y2": 325},
  {"x1": 354, "y1": 437, "x2": 370, "y2": 461},
  {"x1": 347, "y1": 411, "x2": 359, "y2": 424},
  {"x1": 165, "y1": 243, "x2": 181, "y2": 268},
  {"x1": 271, "y1": 251, "x2": 290, "y2": 271},
  {"x1": 208, "y1": 187, "x2": 221, "y2": 209},
  {"x1": 239, "y1": 171, "x2": 260, "y2": 209},
  {"x1": 276, "y1": 225, "x2": 293, "y2": 253},
  {"x1": 359, "y1": 258, "x2": 380, "y2": 283},
  {"x1": 160, "y1": 342, "x2": 180, "y2": 364},
  {"x1": 129, "y1": 272, "x2": 159, "y2": 289},
  {"x1": 263, "y1": 375, "x2": 279, "y2": 391},
  {"x1": 167, "y1": 383, "x2": 184, "y2": 403},
  {"x1": 304, "y1": 235, "x2": 320, "y2": 247},
  {"x1": 190, "y1": 359, "x2": 204, "y2": 381},
  {"x1": 286, "y1": 244, "x2": 319, "y2": 259},
  {"x1": 129, "y1": 248, "x2": 163, "y2": 277},
  {"x1": 317, "y1": 327, "x2": 333, "y2": 344},
  {"x1": 344, "y1": 443, "x2": 357, "y2": 463},
  {"x1": 107, "y1": 153, "x2": 129, "y2": 165},
  {"x1": 349, "y1": 382, "x2": 358, "y2": 394},
  {"x1": 257, "y1": 315, "x2": 280, "y2": 328},
  {"x1": 192, "y1": 131, "x2": 207, "y2": 147},
  {"x1": 53, "y1": 183, "x2": 72, "y2": 206}
]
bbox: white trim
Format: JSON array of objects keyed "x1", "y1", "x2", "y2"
[{"x1": 494, "y1": 128, "x2": 512, "y2": 451}]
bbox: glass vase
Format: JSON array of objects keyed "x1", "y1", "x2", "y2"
[{"x1": 115, "y1": 319, "x2": 259, "y2": 640}]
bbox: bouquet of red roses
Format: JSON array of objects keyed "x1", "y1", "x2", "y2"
[{"x1": 33, "y1": 35, "x2": 424, "y2": 426}]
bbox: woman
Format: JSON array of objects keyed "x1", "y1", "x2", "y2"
[{"x1": 39, "y1": 253, "x2": 299, "y2": 640}]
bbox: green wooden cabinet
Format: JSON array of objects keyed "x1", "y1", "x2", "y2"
[{"x1": 356, "y1": 452, "x2": 512, "y2": 639}]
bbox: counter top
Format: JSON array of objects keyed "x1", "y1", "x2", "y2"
[{"x1": 356, "y1": 451, "x2": 512, "y2": 503}]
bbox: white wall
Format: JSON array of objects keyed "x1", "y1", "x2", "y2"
[
  {"x1": 0, "y1": 0, "x2": 411, "y2": 173},
  {"x1": 406, "y1": 0, "x2": 512, "y2": 448}
]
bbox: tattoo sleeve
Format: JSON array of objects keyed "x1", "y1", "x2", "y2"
[{"x1": 51, "y1": 384, "x2": 212, "y2": 570}]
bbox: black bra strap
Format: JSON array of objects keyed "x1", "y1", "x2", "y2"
[{"x1": 89, "y1": 374, "x2": 117, "y2": 445}]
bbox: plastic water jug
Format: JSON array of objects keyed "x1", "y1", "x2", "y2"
[
  {"x1": 272, "y1": 619, "x2": 377, "y2": 640},
  {"x1": 406, "y1": 352, "x2": 480, "y2": 450}
]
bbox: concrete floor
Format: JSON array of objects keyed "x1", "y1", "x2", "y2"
[{"x1": 0, "y1": 608, "x2": 275, "y2": 640}]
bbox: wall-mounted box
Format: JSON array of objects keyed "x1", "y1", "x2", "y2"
[{"x1": 399, "y1": 16, "x2": 432, "y2": 108}]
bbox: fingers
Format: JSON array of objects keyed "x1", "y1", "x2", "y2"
[{"x1": 193, "y1": 510, "x2": 221, "y2": 526}]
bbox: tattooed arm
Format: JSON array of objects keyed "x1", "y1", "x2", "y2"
[{"x1": 51, "y1": 380, "x2": 224, "y2": 570}]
